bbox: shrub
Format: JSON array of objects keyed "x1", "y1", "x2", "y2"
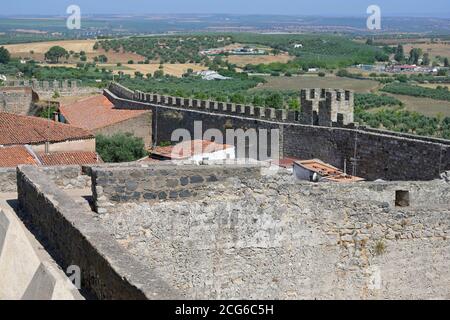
[{"x1": 96, "y1": 133, "x2": 146, "y2": 163}]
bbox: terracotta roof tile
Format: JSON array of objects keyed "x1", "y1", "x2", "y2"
[
  {"x1": 272, "y1": 157, "x2": 302, "y2": 169},
  {"x1": 0, "y1": 146, "x2": 39, "y2": 167},
  {"x1": 151, "y1": 140, "x2": 234, "y2": 160},
  {"x1": 37, "y1": 151, "x2": 102, "y2": 166},
  {"x1": 0, "y1": 112, "x2": 94, "y2": 146},
  {"x1": 294, "y1": 159, "x2": 365, "y2": 183},
  {"x1": 59, "y1": 95, "x2": 150, "y2": 131}
]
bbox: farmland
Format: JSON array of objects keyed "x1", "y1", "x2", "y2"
[
  {"x1": 251, "y1": 75, "x2": 380, "y2": 93},
  {"x1": 379, "y1": 94, "x2": 450, "y2": 117},
  {"x1": 4, "y1": 40, "x2": 98, "y2": 55},
  {"x1": 226, "y1": 53, "x2": 293, "y2": 68},
  {"x1": 115, "y1": 63, "x2": 205, "y2": 78},
  {"x1": 4, "y1": 39, "x2": 146, "y2": 64},
  {"x1": 402, "y1": 42, "x2": 450, "y2": 60}
]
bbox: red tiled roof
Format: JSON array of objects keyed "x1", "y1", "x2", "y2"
[
  {"x1": 37, "y1": 151, "x2": 102, "y2": 166},
  {"x1": 0, "y1": 146, "x2": 38, "y2": 167},
  {"x1": 151, "y1": 140, "x2": 234, "y2": 160},
  {"x1": 0, "y1": 112, "x2": 94, "y2": 146},
  {"x1": 59, "y1": 95, "x2": 150, "y2": 131},
  {"x1": 294, "y1": 159, "x2": 365, "y2": 183},
  {"x1": 272, "y1": 157, "x2": 301, "y2": 169},
  {"x1": 294, "y1": 159, "x2": 341, "y2": 176}
]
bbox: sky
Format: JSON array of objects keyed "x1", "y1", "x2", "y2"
[{"x1": 1, "y1": 0, "x2": 449, "y2": 17}]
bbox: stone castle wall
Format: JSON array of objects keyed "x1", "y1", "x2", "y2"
[
  {"x1": 94, "y1": 112, "x2": 153, "y2": 149},
  {"x1": 16, "y1": 165, "x2": 178, "y2": 300},
  {"x1": 89, "y1": 162, "x2": 263, "y2": 212},
  {"x1": 10, "y1": 162, "x2": 450, "y2": 299},
  {"x1": 105, "y1": 84, "x2": 450, "y2": 181},
  {"x1": 0, "y1": 87, "x2": 38, "y2": 115},
  {"x1": 2, "y1": 80, "x2": 100, "y2": 98},
  {"x1": 300, "y1": 88, "x2": 354, "y2": 126},
  {"x1": 96, "y1": 165, "x2": 450, "y2": 299},
  {"x1": 0, "y1": 166, "x2": 90, "y2": 193},
  {"x1": 283, "y1": 124, "x2": 450, "y2": 181}
]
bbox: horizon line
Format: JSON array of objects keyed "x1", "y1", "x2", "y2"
[{"x1": 0, "y1": 13, "x2": 449, "y2": 19}]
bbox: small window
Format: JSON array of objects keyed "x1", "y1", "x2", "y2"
[{"x1": 395, "y1": 190, "x2": 410, "y2": 207}]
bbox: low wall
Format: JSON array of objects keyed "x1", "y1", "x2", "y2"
[
  {"x1": 17, "y1": 166, "x2": 178, "y2": 300},
  {"x1": 89, "y1": 162, "x2": 263, "y2": 212},
  {"x1": 0, "y1": 165, "x2": 90, "y2": 193}
]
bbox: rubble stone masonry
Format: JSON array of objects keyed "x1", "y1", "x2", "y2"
[{"x1": 106, "y1": 83, "x2": 450, "y2": 181}]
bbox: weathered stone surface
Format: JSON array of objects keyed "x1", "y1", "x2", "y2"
[
  {"x1": 89, "y1": 162, "x2": 263, "y2": 210},
  {"x1": 0, "y1": 166, "x2": 91, "y2": 193},
  {"x1": 98, "y1": 172, "x2": 450, "y2": 300},
  {"x1": 16, "y1": 166, "x2": 179, "y2": 300}
]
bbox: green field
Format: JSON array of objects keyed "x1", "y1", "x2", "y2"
[
  {"x1": 378, "y1": 93, "x2": 450, "y2": 117},
  {"x1": 250, "y1": 75, "x2": 380, "y2": 93}
]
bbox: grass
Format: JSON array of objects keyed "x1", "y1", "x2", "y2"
[
  {"x1": 374, "y1": 241, "x2": 386, "y2": 256},
  {"x1": 36, "y1": 62, "x2": 202, "y2": 78},
  {"x1": 251, "y1": 75, "x2": 380, "y2": 93},
  {"x1": 4, "y1": 39, "x2": 98, "y2": 54},
  {"x1": 379, "y1": 93, "x2": 450, "y2": 117},
  {"x1": 226, "y1": 53, "x2": 293, "y2": 68},
  {"x1": 101, "y1": 64, "x2": 134, "y2": 71},
  {"x1": 118, "y1": 63, "x2": 206, "y2": 78}
]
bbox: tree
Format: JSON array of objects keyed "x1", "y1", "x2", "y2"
[
  {"x1": 44, "y1": 46, "x2": 68, "y2": 63},
  {"x1": 153, "y1": 69, "x2": 164, "y2": 78},
  {"x1": 422, "y1": 53, "x2": 430, "y2": 66},
  {"x1": 408, "y1": 48, "x2": 422, "y2": 65},
  {"x1": 394, "y1": 45, "x2": 405, "y2": 63},
  {"x1": 437, "y1": 69, "x2": 448, "y2": 76},
  {"x1": 0, "y1": 46, "x2": 11, "y2": 64},
  {"x1": 444, "y1": 57, "x2": 449, "y2": 68},
  {"x1": 264, "y1": 93, "x2": 283, "y2": 108},
  {"x1": 96, "y1": 133, "x2": 146, "y2": 163},
  {"x1": 97, "y1": 55, "x2": 108, "y2": 63}
]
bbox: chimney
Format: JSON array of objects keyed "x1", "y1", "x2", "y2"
[{"x1": 45, "y1": 141, "x2": 50, "y2": 154}]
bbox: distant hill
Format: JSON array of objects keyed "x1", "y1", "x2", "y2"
[{"x1": 0, "y1": 14, "x2": 449, "y2": 42}]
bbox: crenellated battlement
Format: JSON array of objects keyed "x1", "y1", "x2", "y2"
[
  {"x1": 3, "y1": 79, "x2": 81, "y2": 92},
  {"x1": 300, "y1": 88, "x2": 354, "y2": 127},
  {"x1": 109, "y1": 83, "x2": 291, "y2": 123},
  {"x1": 108, "y1": 82, "x2": 354, "y2": 127}
]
